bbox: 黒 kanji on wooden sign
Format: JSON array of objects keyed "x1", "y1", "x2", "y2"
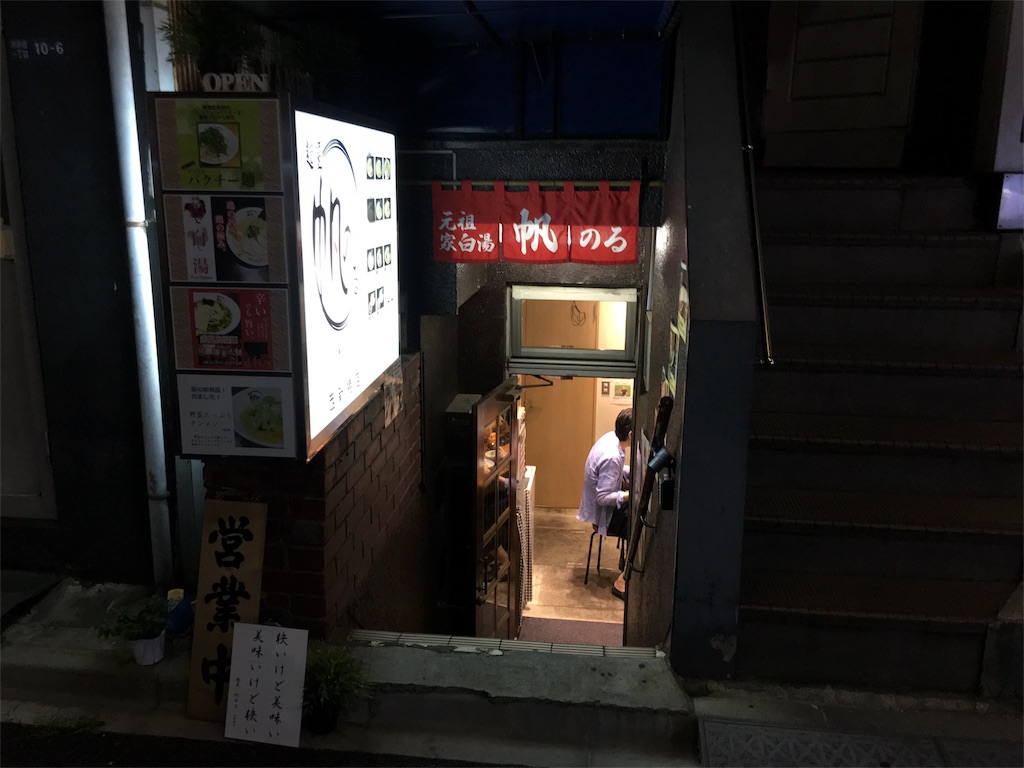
[{"x1": 187, "y1": 499, "x2": 266, "y2": 722}]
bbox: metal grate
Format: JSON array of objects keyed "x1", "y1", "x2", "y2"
[{"x1": 699, "y1": 718, "x2": 1023, "y2": 768}]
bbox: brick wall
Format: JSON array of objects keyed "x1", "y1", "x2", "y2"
[{"x1": 203, "y1": 353, "x2": 431, "y2": 639}]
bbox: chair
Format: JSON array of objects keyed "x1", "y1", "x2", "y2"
[{"x1": 584, "y1": 524, "x2": 624, "y2": 584}]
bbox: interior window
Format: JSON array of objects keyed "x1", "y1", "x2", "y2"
[{"x1": 508, "y1": 285, "x2": 639, "y2": 377}]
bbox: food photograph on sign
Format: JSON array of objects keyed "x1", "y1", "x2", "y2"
[
  {"x1": 293, "y1": 109, "x2": 399, "y2": 458},
  {"x1": 169, "y1": 287, "x2": 291, "y2": 372},
  {"x1": 176, "y1": 374, "x2": 295, "y2": 458},
  {"x1": 154, "y1": 98, "x2": 282, "y2": 192},
  {"x1": 165, "y1": 194, "x2": 287, "y2": 283}
]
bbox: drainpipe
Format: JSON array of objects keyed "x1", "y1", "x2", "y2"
[{"x1": 103, "y1": 0, "x2": 173, "y2": 585}]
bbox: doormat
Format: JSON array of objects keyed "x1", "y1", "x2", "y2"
[
  {"x1": 699, "y1": 717, "x2": 1023, "y2": 767},
  {"x1": 518, "y1": 617, "x2": 622, "y2": 647}
]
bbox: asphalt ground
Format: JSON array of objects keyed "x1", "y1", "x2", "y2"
[{"x1": 0, "y1": 722, "x2": 516, "y2": 768}]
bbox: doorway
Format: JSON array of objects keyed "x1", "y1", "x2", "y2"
[{"x1": 517, "y1": 374, "x2": 633, "y2": 646}]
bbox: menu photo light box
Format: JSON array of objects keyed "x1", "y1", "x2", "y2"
[{"x1": 293, "y1": 108, "x2": 400, "y2": 460}]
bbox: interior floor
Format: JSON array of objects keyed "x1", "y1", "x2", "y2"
[{"x1": 522, "y1": 506, "x2": 625, "y2": 625}]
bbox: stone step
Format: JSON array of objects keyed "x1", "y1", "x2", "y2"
[
  {"x1": 749, "y1": 413, "x2": 1023, "y2": 456},
  {"x1": 768, "y1": 301, "x2": 1020, "y2": 351},
  {"x1": 736, "y1": 571, "x2": 1020, "y2": 694},
  {"x1": 0, "y1": 579, "x2": 695, "y2": 768},
  {"x1": 755, "y1": 174, "x2": 988, "y2": 232},
  {"x1": 742, "y1": 526, "x2": 1022, "y2": 582},
  {"x1": 762, "y1": 232, "x2": 1001, "y2": 288},
  {"x1": 745, "y1": 487, "x2": 1023, "y2": 536},
  {"x1": 746, "y1": 445, "x2": 1021, "y2": 497},
  {"x1": 743, "y1": 488, "x2": 1023, "y2": 589},
  {"x1": 752, "y1": 367, "x2": 1022, "y2": 420},
  {"x1": 765, "y1": 343, "x2": 1023, "y2": 374},
  {"x1": 344, "y1": 632, "x2": 692, "y2": 765}
]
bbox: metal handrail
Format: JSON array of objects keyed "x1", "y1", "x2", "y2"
[{"x1": 733, "y1": 3, "x2": 774, "y2": 366}]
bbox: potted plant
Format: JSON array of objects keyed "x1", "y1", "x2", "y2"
[
  {"x1": 301, "y1": 642, "x2": 369, "y2": 735},
  {"x1": 159, "y1": 2, "x2": 265, "y2": 77},
  {"x1": 96, "y1": 594, "x2": 168, "y2": 666}
]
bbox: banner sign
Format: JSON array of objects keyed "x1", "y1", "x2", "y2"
[
  {"x1": 432, "y1": 181, "x2": 501, "y2": 263},
  {"x1": 431, "y1": 181, "x2": 640, "y2": 264},
  {"x1": 188, "y1": 500, "x2": 267, "y2": 722},
  {"x1": 502, "y1": 181, "x2": 573, "y2": 263},
  {"x1": 568, "y1": 181, "x2": 641, "y2": 265}
]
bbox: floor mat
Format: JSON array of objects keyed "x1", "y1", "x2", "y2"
[
  {"x1": 518, "y1": 616, "x2": 622, "y2": 646},
  {"x1": 699, "y1": 718, "x2": 1023, "y2": 767}
]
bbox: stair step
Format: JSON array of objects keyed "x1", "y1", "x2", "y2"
[
  {"x1": 747, "y1": 445, "x2": 1021, "y2": 497},
  {"x1": 745, "y1": 488, "x2": 1023, "y2": 536},
  {"x1": 736, "y1": 572, "x2": 1019, "y2": 693},
  {"x1": 767, "y1": 343, "x2": 1023, "y2": 374},
  {"x1": 762, "y1": 232, "x2": 1001, "y2": 288},
  {"x1": 755, "y1": 174, "x2": 987, "y2": 232},
  {"x1": 740, "y1": 571, "x2": 1017, "y2": 625},
  {"x1": 749, "y1": 413, "x2": 1023, "y2": 456},
  {"x1": 752, "y1": 366, "x2": 1022, "y2": 420},
  {"x1": 769, "y1": 283, "x2": 1022, "y2": 309},
  {"x1": 743, "y1": 490, "x2": 1023, "y2": 581},
  {"x1": 768, "y1": 303, "x2": 1020, "y2": 352}
]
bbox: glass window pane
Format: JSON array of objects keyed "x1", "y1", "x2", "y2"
[{"x1": 521, "y1": 299, "x2": 628, "y2": 351}]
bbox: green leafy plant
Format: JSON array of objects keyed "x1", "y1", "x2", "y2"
[
  {"x1": 95, "y1": 595, "x2": 168, "y2": 642},
  {"x1": 159, "y1": 2, "x2": 265, "y2": 71},
  {"x1": 302, "y1": 642, "x2": 369, "y2": 719}
]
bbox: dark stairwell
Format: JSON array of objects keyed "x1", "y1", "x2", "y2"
[{"x1": 737, "y1": 172, "x2": 1023, "y2": 696}]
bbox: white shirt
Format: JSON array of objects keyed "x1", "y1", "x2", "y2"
[{"x1": 576, "y1": 430, "x2": 629, "y2": 537}]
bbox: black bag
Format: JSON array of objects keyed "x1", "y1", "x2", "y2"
[{"x1": 607, "y1": 505, "x2": 629, "y2": 539}]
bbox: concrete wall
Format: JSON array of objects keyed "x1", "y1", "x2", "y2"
[
  {"x1": 668, "y1": 2, "x2": 758, "y2": 679},
  {"x1": 1, "y1": 0, "x2": 153, "y2": 581}
]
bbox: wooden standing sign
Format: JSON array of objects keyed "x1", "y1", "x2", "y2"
[{"x1": 187, "y1": 499, "x2": 267, "y2": 721}]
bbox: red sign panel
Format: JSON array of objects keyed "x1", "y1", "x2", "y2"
[
  {"x1": 568, "y1": 181, "x2": 640, "y2": 264},
  {"x1": 501, "y1": 181, "x2": 573, "y2": 263},
  {"x1": 431, "y1": 180, "x2": 640, "y2": 264},
  {"x1": 432, "y1": 180, "x2": 501, "y2": 263}
]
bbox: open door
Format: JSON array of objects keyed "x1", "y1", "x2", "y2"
[{"x1": 472, "y1": 377, "x2": 521, "y2": 639}]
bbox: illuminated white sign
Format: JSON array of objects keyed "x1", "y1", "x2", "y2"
[{"x1": 294, "y1": 110, "x2": 399, "y2": 458}]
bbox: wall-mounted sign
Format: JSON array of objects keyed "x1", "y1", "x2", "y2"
[
  {"x1": 202, "y1": 72, "x2": 271, "y2": 93},
  {"x1": 155, "y1": 98, "x2": 282, "y2": 192},
  {"x1": 293, "y1": 109, "x2": 400, "y2": 460},
  {"x1": 177, "y1": 374, "x2": 295, "y2": 457},
  {"x1": 164, "y1": 193, "x2": 287, "y2": 283},
  {"x1": 431, "y1": 181, "x2": 640, "y2": 264},
  {"x1": 170, "y1": 287, "x2": 291, "y2": 372}
]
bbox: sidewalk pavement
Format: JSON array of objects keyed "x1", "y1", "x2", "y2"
[{"x1": 2, "y1": 576, "x2": 1022, "y2": 767}]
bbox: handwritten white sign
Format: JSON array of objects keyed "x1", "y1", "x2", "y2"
[{"x1": 225, "y1": 622, "x2": 308, "y2": 747}]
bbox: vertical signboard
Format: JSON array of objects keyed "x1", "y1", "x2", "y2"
[
  {"x1": 187, "y1": 499, "x2": 267, "y2": 721},
  {"x1": 153, "y1": 95, "x2": 297, "y2": 458},
  {"x1": 293, "y1": 110, "x2": 400, "y2": 459}
]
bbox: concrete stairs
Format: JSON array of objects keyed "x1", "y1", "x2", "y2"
[
  {"x1": 0, "y1": 579, "x2": 694, "y2": 767},
  {"x1": 738, "y1": 173, "x2": 1023, "y2": 697}
]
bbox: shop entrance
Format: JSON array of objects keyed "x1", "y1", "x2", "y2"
[
  {"x1": 517, "y1": 374, "x2": 633, "y2": 646},
  {"x1": 506, "y1": 285, "x2": 640, "y2": 646}
]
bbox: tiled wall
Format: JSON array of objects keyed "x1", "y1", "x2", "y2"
[{"x1": 203, "y1": 353, "x2": 426, "y2": 638}]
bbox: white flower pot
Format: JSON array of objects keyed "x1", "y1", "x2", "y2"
[{"x1": 131, "y1": 629, "x2": 166, "y2": 665}]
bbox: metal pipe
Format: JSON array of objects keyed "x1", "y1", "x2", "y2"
[
  {"x1": 732, "y1": 3, "x2": 773, "y2": 366},
  {"x1": 103, "y1": 0, "x2": 174, "y2": 585}
]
